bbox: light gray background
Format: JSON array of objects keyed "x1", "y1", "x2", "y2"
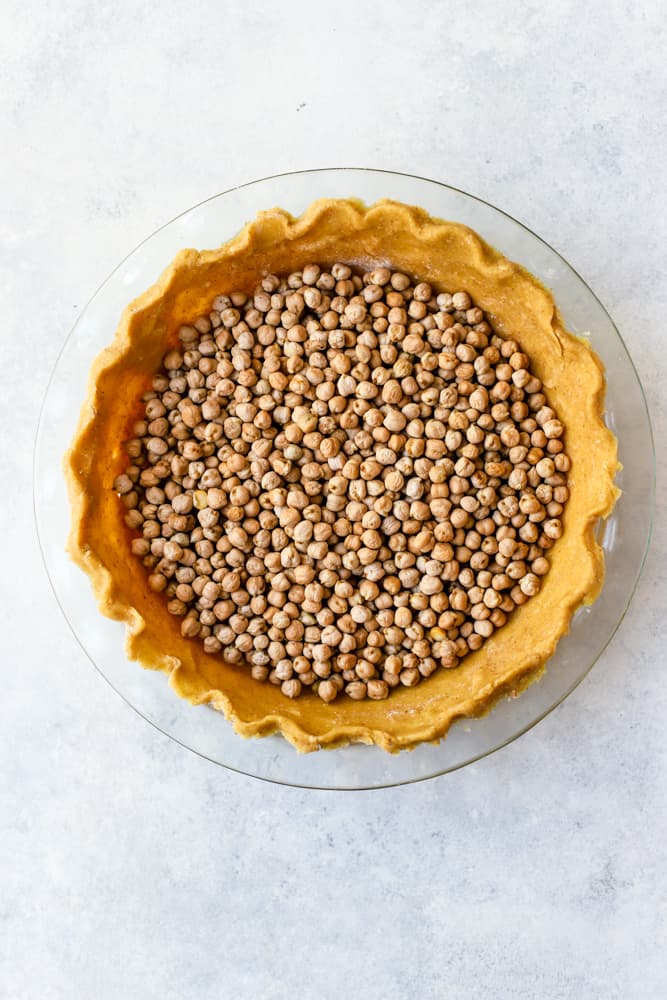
[{"x1": 2, "y1": 2, "x2": 665, "y2": 998}]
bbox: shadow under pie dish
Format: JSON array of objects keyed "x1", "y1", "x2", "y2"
[{"x1": 65, "y1": 197, "x2": 619, "y2": 753}]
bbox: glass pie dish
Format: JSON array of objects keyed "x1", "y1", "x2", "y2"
[{"x1": 34, "y1": 168, "x2": 654, "y2": 789}]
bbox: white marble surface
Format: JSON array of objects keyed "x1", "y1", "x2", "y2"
[{"x1": 2, "y1": 2, "x2": 666, "y2": 997}]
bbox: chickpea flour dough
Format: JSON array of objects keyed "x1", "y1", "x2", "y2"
[{"x1": 66, "y1": 198, "x2": 619, "y2": 752}]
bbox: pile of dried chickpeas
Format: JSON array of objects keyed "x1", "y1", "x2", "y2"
[{"x1": 114, "y1": 263, "x2": 569, "y2": 703}]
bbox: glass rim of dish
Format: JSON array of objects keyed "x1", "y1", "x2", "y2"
[{"x1": 34, "y1": 167, "x2": 655, "y2": 790}]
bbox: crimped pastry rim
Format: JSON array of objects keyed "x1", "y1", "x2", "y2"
[{"x1": 65, "y1": 198, "x2": 620, "y2": 752}]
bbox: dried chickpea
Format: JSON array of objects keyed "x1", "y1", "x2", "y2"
[{"x1": 116, "y1": 264, "x2": 570, "y2": 703}]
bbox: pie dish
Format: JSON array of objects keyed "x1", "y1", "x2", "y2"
[{"x1": 65, "y1": 197, "x2": 619, "y2": 753}]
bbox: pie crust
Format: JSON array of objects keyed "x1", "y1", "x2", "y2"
[{"x1": 65, "y1": 198, "x2": 619, "y2": 752}]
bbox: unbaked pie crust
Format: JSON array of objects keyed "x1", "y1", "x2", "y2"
[{"x1": 66, "y1": 199, "x2": 619, "y2": 752}]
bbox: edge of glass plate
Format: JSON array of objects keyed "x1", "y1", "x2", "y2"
[{"x1": 33, "y1": 166, "x2": 656, "y2": 790}]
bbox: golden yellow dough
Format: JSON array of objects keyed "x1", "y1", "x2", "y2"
[{"x1": 65, "y1": 198, "x2": 619, "y2": 752}]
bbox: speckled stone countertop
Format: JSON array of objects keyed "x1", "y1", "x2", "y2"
[{"x1": 2, "y1": 2, "x2": 665, "y2": 997}]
